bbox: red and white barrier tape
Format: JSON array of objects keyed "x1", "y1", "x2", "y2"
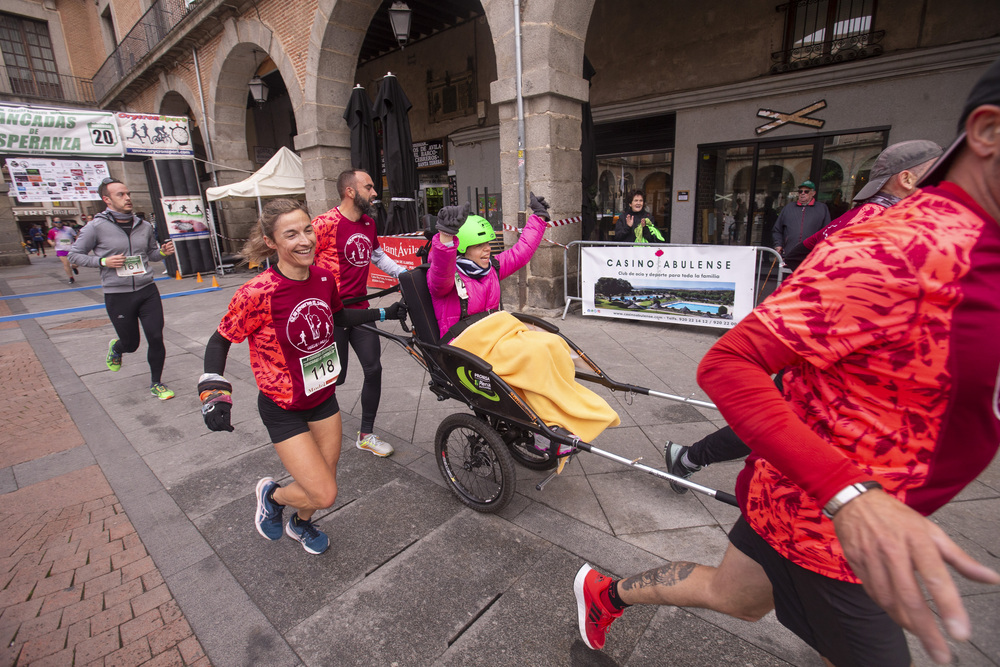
[{"x1": 501, "y1": 215, "x2": 580, "y2": 248}]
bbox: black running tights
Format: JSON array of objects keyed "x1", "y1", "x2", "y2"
[
  {"x1": 105, "y1": 284, "x2": 166, "y2": 385},
  {"x1": 334, "y1": 323, "x2": 382, "y2": 434}
]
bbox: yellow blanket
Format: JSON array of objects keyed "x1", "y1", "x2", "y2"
[{"x1": 451, "y1": 312, "x2": 620, "y2": 441}]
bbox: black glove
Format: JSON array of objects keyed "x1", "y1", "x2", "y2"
[
  {"x1": 435, "y1": 202, "x2": 470, "y2": 236},
  {"x1": 529, "y1": 192, "x2": 550, "y2": 221},
  {"x1": 384, "y1": 300, "x2": 407, "y2": 323},
  {"x1": 198, "y1": 373, "x2": 234, "y2": 432}
]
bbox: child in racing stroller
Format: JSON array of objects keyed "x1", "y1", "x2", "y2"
[{"x1": 426, "y1": 194, "x2": 620, "y2": 451}]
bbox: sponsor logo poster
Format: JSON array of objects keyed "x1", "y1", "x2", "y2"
[
  {"x1": 581, "y1": 245, "x2": 757, "y2": 329},
  {"x1": 0, "y1": 104, "x2": 122, "y2": 157},
  {"x1": 5, "y1": 158, "x2": 110, "y2": 202},
  {"x1": 161, "y1": 196, "x2": 209, "y2": 237},
  {"x1": 368, "y1": 236, "x2": 426, "y2": 288},
  {"x1": 115, "y1": 113, "x2": 193, "y2": 156}
]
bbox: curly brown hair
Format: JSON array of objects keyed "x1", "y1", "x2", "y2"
[{"x1": 241, "y1": 198, "x2": 310, "y2": 264}]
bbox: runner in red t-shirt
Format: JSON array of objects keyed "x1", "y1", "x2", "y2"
[
  {"x1": 666, "y1": 140, "x2": 944, "y2": 491},
  {"x1": 198, "y1": 199, "x2": 403, "y2": 555},
  {"x1": 575, "y1": 60, "x2": 1000, "y2": 665},
  {"x1": 312, "y1": 169, "x2": 406, "y2": 458}
]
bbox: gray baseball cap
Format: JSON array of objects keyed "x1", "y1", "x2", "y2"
[{"x1": 853, "y1": 140, "x2": 944, "y2": 202}]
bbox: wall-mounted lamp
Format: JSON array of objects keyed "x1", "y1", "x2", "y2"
[
  {"x1": 388, "y1": 1, "x2": 412, "y2": 49},
  {"x1": 248, "y1": 75, "x2": 269, "y2": 107}
]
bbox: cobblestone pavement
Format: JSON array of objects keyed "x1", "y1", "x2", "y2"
[{"x1": 0, "y1": 336, "x2": 209, "y2": 666}]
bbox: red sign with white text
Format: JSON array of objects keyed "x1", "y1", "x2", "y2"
[{"x1": 367, "y1": 236, "x2": 427, "y2": 288}]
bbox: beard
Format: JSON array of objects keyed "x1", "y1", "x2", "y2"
[{"x1": 354, "y1": 191, "x2": 375, "y2": 217}]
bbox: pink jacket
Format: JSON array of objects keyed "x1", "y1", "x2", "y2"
[{"x1": 427, "y1": 214, "x2": 547, "y2": 339}]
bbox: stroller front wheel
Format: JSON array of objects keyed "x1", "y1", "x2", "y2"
[{"x1": 435, "y1": 413, "x2": 516, "y2": 512}]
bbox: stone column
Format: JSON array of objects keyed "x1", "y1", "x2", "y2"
[
  {"x1": 486, "y1": 0, "x2": 593, "y2": 311},
  {"x1": 0, "y1": 174, "x2": 30, "y2": 267},
  {"x1": 295, "y1": 128, "x2": 351, "y2": 217}
]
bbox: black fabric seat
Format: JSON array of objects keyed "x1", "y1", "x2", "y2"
[{"x1": 397, "y1": 264, "x2": 440, "y2": 345}]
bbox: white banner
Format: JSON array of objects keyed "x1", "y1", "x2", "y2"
[
  {"x1": 0, "y1": 104, "x2": 122, "y2": 157},
  {"x1": 5, "y1": 158, "x2": 111, "y2": 202},
  {"x1": 581, "y1": 244, "x2": 757, "y2": 329},
  {"x1": 115, "y1": 113, "x2": 193, "y2": 156}
]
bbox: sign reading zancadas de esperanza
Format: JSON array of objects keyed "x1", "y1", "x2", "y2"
[
  {"x1": 0, "y1": 104, "x2": 123, "y2": 157},
  {"x1": 581, "y1": 244, "x2": 757, "y2": 329}
]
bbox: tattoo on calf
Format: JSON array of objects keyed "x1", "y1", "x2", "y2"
[{"x1": 620, "y1": 562, "x2": 697, "y2": 591}]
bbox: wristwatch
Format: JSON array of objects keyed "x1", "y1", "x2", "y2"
[{"x1": 822, "y1": 480, "x2": 882, "y2": 519}]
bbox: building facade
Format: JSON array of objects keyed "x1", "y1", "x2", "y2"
[{"x1": 2, "y1": 0, "x2": 998, "y2": 300}]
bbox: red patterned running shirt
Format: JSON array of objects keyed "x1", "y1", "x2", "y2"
[
  {"x1": 217, "y1": 266, "x2": 344, "y2": 410},
  {"x1": 743, "y1": 183, "x2": 1000, "y2": 582},
  {"x1": 312, "y1": 206, "x2": 380, "y2": 308}
]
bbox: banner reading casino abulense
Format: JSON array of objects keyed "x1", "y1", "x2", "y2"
[{"x1": 581, "y1": 244, "x2": 757, "y2": 329}]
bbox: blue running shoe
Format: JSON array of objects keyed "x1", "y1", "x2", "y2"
[
  {"x1": 285, "y1": 515, "x2": 329, "y2": 555},
  {"x1": 254, "y1": 477, "x2": 284, "y2": 540}
]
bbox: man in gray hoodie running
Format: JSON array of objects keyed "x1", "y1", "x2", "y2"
[{"x1": 69, "y1": 179, "x2": 177, "y2": 400}]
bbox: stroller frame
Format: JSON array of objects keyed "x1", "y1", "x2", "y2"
[{"x1": 364, "y1": 264, "x2": 738, "y2": 513}]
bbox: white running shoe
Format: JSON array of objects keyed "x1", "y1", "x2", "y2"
[{"x1": 356, "y1": 432, "x2": 394, "y2": 457}]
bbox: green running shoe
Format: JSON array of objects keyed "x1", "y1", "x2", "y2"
[
  {"x1": 150, "y1": 383, "x2": 175, "y2": 400},
  {"x1": 106, "y1": 339, "x2": 122, "y2": 372}
]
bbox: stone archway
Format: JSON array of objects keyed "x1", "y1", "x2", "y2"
[
  {"x1": 299, "y1": 0, "x2": 382, "y2": 215},
  {"x1": 208, "y1": 18, "x2": 304, "y2": 244}
]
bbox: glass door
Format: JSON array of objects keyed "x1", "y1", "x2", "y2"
[
  {"x1": 752, "y1": 141, "x2": 816, "y2": 247},
  {"x1": 695, "y1": 130, "x2": 886, "y2": 246}
]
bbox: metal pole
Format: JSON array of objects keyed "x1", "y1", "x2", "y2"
[
  {"x1": 192, "y1": 47, "x2": 225, "y2": 272},
  {"x1": 191, "y1": 48, "x2": 217, "y2": 190},
  {"x1": 513, "y1": 0, "x2": 526, "y2": 218}
]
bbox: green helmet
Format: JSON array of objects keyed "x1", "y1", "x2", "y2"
[{"x1": 455, "y1": 215, "x2": 496, "y2": 254}]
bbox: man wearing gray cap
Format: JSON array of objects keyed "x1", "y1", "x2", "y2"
[{"x1": 780, "y1": 139, "x2": 943, "y2": 268}]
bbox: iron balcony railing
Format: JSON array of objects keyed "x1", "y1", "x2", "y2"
[
  {"x1": 772, "y1": 0, "x2": 885, "y2": 73},
  {"x1": 92, "y1": 0, "x2": 190, "y2": 101},
  {"x1": 0, "y1": 65, "x2": 96, "y2": 105}
]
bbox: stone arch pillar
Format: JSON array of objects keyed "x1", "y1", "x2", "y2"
[
  {"x1": 299, "y1": 0, "x2": 382, "y2": 216},
  {"x1": 483, "y1": 0, "x2": 597, "y2": 310},
  {"x1": 208, "y1": 18, "x2": 305, "y2": 246}
]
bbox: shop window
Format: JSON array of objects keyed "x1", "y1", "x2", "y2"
[
  {"x1": 771, "y1": 0, "x2": 884, "y2": 73},
  {"x1": 0, "y1": 12, "x2": 63, "y2": 99},
  {"x1": 695, "y1": 130, "x2": 886, "y2": 246}
]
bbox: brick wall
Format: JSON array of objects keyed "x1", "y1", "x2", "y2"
[
  {"x1": 252, "y1": 0, "x2": 318, "y2": 88},
  {"x1": 56, "y1": 0, "x2": 108, "y2": 79},
  {"x1": 108, "y1": 0, "x2": 146, "y2": 41}
]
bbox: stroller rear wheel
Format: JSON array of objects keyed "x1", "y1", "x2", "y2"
[{"x1": 435, "y1": 413, "x2": 516, "y2": 512}]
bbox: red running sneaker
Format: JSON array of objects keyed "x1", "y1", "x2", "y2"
[{"x1": 574, "y1": 563, "x2": 623, "y2": 650}]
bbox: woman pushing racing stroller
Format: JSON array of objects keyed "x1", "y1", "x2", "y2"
[{"x1": 427, "y1": 194, "x2": 619, "y2": 449}]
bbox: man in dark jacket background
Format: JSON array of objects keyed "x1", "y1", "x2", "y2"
[{"x1": 772, "y1": 180, "x2": 830, "y2": 268}]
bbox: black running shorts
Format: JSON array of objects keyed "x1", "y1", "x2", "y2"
[
  {"x1": 257, "y1": 391, "x2": 340, "y2": 444},
  {"x1": 728, "y1": 516, "x2": 910, "y2": 667}
]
